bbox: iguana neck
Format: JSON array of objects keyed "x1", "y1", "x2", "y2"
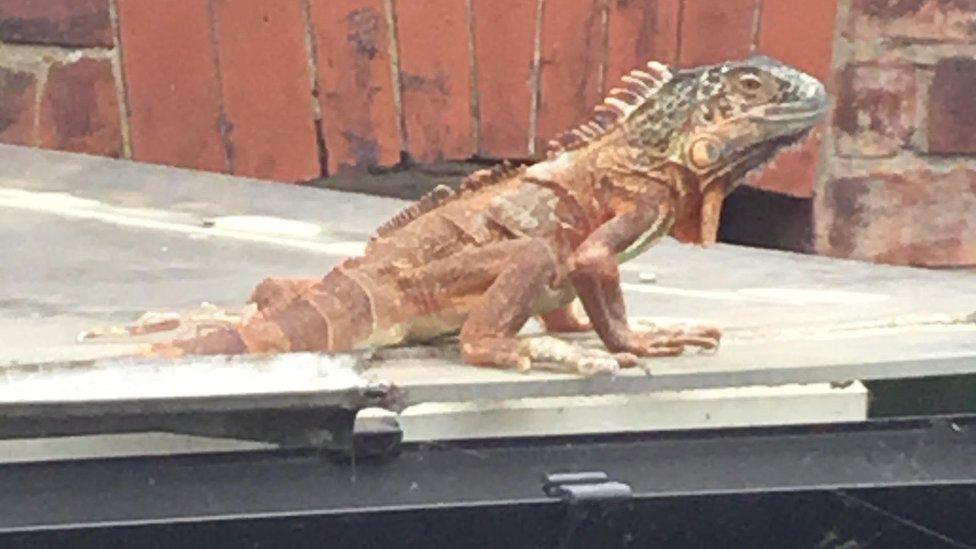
[{"x1": 528, "y1": 140, "x2": 728, "y2": 246}]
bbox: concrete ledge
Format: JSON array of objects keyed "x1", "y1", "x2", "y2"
[{"x1": 362, "y1": 382, "x2": 868, "y2": 442}]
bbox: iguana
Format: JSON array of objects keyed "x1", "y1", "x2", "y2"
[{"x1": 143, "y1": 55, "x2": 828, "y2": 375}]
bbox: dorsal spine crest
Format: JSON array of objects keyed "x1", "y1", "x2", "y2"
[
  {"x1": 370, "y1": 161, "x2": 524, "y2": 240},
  {"x1": 546, "y1": 60, "x2": 674, "y2": 158}
]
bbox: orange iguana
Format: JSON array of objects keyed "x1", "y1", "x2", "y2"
[{"x1": 144, "y1": 55, "x2": 828, "y2": 375}]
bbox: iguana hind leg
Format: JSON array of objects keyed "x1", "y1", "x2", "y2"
[
  {"x1": 455, "y1": 239, "x2": 623, "y2": 375},
  {"x1": 457, "y1": 239, "x2": 556, "y2": 371}
]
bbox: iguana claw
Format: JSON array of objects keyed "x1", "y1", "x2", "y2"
[{"x1": 611, "y1": 325, "x2": 721, "y2": 358}]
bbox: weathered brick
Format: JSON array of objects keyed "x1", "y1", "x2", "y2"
[
  {"x1": 472, "y1": 0, "x2": 536, "y2": 158},
  {"x1": 928, "y1": 57, "x2": 976, "y2": 155},
  {"x1": 536, "y1": 0, "x2": 605, "y2": 154},
  {"x1": 395, "y1": 0, "x2": 473, "y2": 163},
  {"x1": 116, "y1": 0, "x2": 226, "y2": 172},
  {"x1": 818, "y1": 167, "x2": 976, "y2": 267},
  {"x1": 852, "y1": 0, "x2": 976, "y2": 43},
  {"x1": 0, "y1": 0, "x2": 112, "y2": 47},
  {"x1": 212, "y1": 0, "x2": 320, "y2": 182},
  {"x1": 833, "y1": 64, "x2": 916, "y2": 157},
  {"x1": 310, "y1": 0, "x2": 400, "y2": 174},
  {"x1": 679, "y1": 0, "x2": 760, "y2": 66},
  {"x1": 0, "y1": 66, "x2": 37, "y2": 145},
  {"x1": 38, "y1": 57, "x2": 122, "y2": 157}
]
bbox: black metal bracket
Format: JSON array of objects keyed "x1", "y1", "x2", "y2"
[{"x1": 543, "y1": 471, "x2": 633, "y2": 548}]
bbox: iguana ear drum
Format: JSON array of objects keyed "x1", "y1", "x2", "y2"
[{"x1": 690, "y1": 137, "x2": 722, "y2": 169}]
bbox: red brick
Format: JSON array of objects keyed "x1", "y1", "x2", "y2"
[
  {"x1": 0, "y1": 66, "x2": 37, "y2": 146},
  {"x1": 309, "y1": 0, "x2": 400, "y2": 174},
  {"x1": 606, "y1": 0, "x2": 681, "y2": 84},
  {"x1": 928, "y1": 57, "x2": 976, "y2": 155},
  {"x1": 750, "y1": 0, "x2": 838, "y2": 197},
  {"x1": 679, "y1": 0, "x2": 760, "y2": 67},
  {"x1": 472, "y1": 0, "x2": 536, "y2": 158},
  {"x1": 818, "y1": 168, "x2": 976, "y2": 267},
  {"x1": 38, "y1": 57, "x2": 121, "y2": 157},
  {"x1": 395, "y1": 0, "x2": 473, "y2": 163},
  {"x1": 116, "y1": 0, "x2": 226, "y2": 172},
  {"x1": 852, "y1": 0, "x2": 976, "y2": 43},
  {"x1": 212, "y1": 0, "x2": 319, "y2": 182},
  {"x1": 0, "y1": 0, "x2": 111, "y2": 47},
  {"x1": 833, "y1": 64, "x2": 916, "y2": 158},
  {"x1": 536, "y1": 0, "x2": 605, "y2": 154}
]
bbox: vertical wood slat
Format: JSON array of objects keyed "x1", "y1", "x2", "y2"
[
  {"x1": 309, "y1": 0, "x2": 401, "y2": 174},
  {"x1": 678, "y1": 0, "x2": 760, "y2": 67},
  {"x1": 115, "y1": 0, "x2": 226, "y2": 172},
  {"x1": 750, "y1": 0, "x2": 839, "y2": 197},
  {"x1": 606, "y1": 0, "x2": 681, "y2": 86},
  {"x1": 535, "y1": 0, "x2": 606, "y2": 155},
  {"x1": 212, "y1": 0, "x2": 320, "y2": 182},
  {"x1": 472, "y1": 0, "x2": 537, "y2": 159},
  {"x1": 394, "y1": 0, "x2": 473, "y2": 163}
]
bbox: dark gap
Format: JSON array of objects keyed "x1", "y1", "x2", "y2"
[
  {"x1": 718, "y1": 185, "x2": 813, "y2": 254},
  {"x1": 313, "y1": 118, "x2": 329, "y2": 178}
]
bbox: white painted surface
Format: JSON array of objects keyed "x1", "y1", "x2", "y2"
[
  {"x1": 0, "y1": 185, "x2": 364, "y2": 256},
  {"x1": 360, "y1": 382, "x2": 868, "y2": 442}
]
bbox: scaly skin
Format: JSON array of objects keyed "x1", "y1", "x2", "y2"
[{"x1": 146, "y1": 55, "x2": 828, "y2": 375}]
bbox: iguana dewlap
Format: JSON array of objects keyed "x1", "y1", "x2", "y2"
[{"x1": 146, "y1": 56, "x2": 828, "y2": 375}]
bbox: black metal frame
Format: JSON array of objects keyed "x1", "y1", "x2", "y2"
[{"x1": 3, "y1": 414, "x2": 976, "y2": 548}]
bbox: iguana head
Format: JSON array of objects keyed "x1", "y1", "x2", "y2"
[
  {"x1": 550, "y1": 55, "x2": 828, "y2": 245},
  {"x1": 658, "y1": 56, "x2": 828, "y2": 244},
  {"x1": 667, "y1": 55, "x2": 827, "y2": 189}
]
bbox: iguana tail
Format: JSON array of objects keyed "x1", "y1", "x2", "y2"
[{"x1": 146, "y1": 268, "x2": 378, "y2": 357}]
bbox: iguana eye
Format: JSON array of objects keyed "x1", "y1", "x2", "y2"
[{"x1": 738, "y1": 73, "x2": 763, "y2": 91}]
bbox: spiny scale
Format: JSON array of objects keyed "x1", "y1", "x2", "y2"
[
  {"x1": 371, "y1": 161, "x2": 524, "y2": 240},
  {"x1": 547, "y1": 61, "x2": 674, "y2": 157}
]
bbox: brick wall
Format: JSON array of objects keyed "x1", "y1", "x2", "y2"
[
  {"x1": 0, "y1": 1, "x2": 123, "y2": 157},
  {"x1": 4, "y1": 2, "x2": 969, "y2": 269},
  {"x1": 816, "y1": 0, "x2": 976, "y2": 267},
  {"x1": 0, "y1": 0, "x2": 838, "y2": 195}
]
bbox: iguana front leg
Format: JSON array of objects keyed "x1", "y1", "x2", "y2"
[{"x1": 569, "y1": 187, "x2": 720, "y2": 360}]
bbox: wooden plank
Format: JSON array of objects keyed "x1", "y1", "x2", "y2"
[
  {"x1": 751, "y1": 0, "x2": 839, "y2": 197},
  {"x1": 115, "y1": 0, "x2": 225, "y2": 172},
  {"x1": 394, "y1": 0, "x2": 473, "y2": 163},
  {"x1": 309, "y1": 0, "x2": 401, "y2": 174},
  {"x1": 678, "y1": 0, "x2": 760, "y2": 67},
  {"x1": 606, "y1": 0, "x2": 681, "y2": 85},
  {"x1": 212, "y1": 0, "x2": 320, "y2": 182},
  {"x1": 535, "y1": 0, "x2": 606, "y2": 154},
  {"x1": 471, "y1": 0, "x2": 537, "y2": 159}
]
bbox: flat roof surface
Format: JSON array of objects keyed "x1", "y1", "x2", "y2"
[{"x1": 2, "y1": 144, "x2": 974, "y2": 407}]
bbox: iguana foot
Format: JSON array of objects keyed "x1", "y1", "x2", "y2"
[
  {"x1": 610, "y1": 325, "x2": 721, "y2": 357},
  {"x1": 519, "y1": 336, "x2": 633, "y2": 376},
  {"x1": 78, "y1": 302, "x2": 254, "y2": 343},
  {"x1": 461, "y1": 337, "x2": 532, "y2": 372},
  {"x1": 461, "y1": 336, "x2": 632, "y2": 376}
]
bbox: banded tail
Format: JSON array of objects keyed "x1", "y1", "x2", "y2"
[{"x1": 146, "y1": 267, "x2": 380, "y2": 358}]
